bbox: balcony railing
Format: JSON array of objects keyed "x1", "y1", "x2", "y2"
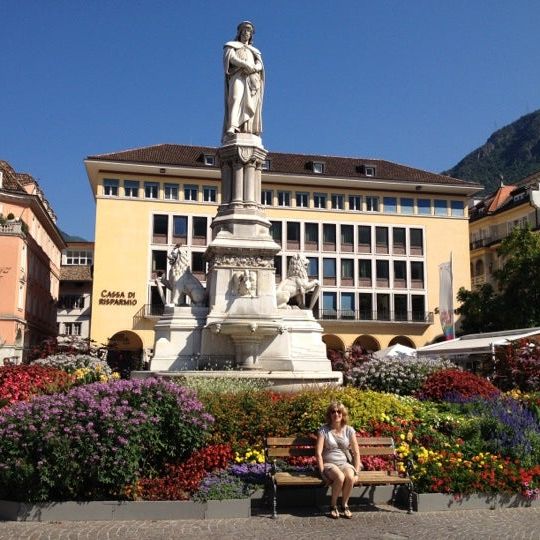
[
  {"x1": 316, "y1": 309, "x2": 434, "y2": 324},
  {"x1": 133, "y1": 303, "x2": 165, "y2": 327}
]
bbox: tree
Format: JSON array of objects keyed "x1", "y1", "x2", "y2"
[
  {"x1": 494, "y1": 226, "x2": 540, "y2": 328},
  {"x1": 457, "y1": 226, "x2": 540, "y2": 333},
  {"x1": 456, "y1": 284, "x2": 503, "y2": 334}
]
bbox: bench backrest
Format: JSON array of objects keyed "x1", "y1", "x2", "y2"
[{"x1": 265, "y1": 435, "x2": 397, "y2": 459}]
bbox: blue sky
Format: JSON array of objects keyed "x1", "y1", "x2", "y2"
[{"x1": 2, "y1": 0, "x2": 539, "y2": 240}]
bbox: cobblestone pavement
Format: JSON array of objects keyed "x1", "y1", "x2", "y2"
[{"x1": 1, "y1": 506, "x2": 540, "y2": 540}]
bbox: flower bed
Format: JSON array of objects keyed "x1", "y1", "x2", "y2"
[{"x1": 0, "y1": 368, "x2": 539, "y2": 508}]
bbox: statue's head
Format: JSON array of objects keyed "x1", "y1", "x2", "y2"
[{"x1": 236, "y1": 21, "x2": 255, "y2": 44}]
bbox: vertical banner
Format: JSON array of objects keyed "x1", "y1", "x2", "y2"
[{"x1": 439, "y1": 258, "x2": 455, "y2": 340}]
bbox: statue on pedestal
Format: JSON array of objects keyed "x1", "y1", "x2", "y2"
[
  {"x1": 155, "y1": 245, "x2": 207, "y2": 307},
  {"x1": 223, "y1": 21, "x2": 264, "y2": 139}
]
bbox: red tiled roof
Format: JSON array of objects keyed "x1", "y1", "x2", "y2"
[
  {"x1": 88, "y1": 144, "x2": 480, "y2": 188},
  {"x1": 487, "y1": 185, "x2": 514, "y2": 213},
  {"x1": 60, "y1": 265, "x2": 93, "y2": 282},
  {"x1": 0, "y1": 160, "x2": 25, "y2": 193}
]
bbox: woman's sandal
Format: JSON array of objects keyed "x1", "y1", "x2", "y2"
[
  {"x1": 330, "y1": 505, "x2": 340, "y2": 519},
  {"x1": 341, "y1": 505, "x2": 353, "y2": 519}
]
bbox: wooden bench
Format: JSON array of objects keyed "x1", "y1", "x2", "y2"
[{"x1": 265, "y1": 435, "x2": 413, "y2": 516}]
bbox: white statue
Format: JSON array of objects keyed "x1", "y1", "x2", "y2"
[
  {"x1": 223, "y1": 21, "x2": 264, "y2": 139},
  {"x1": 156, "y1": 245, "x2": 207, "y2": 307},
  {"x1": 276, "y1": 254, "x2": 320, "y2": 309},
  {"x1": 233, "y1": 269, "x2": 257, "y2": 297}
]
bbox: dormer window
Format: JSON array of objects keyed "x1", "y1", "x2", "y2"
[
  {"x1": 312, "y1": 162, "x2": 325, "y2": 174},
  {"x1": 204, "y1": 154, "x2": 216, "y2": 166},
  {"x1": 262, "y1": 159, "x2": 271, "y2": 171},
  {"x1": 357, "y1": 164, "x2": 376, "y2": 177}
]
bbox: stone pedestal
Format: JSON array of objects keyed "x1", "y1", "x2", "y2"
[{"x1": 151, "y1": 306, "x2": 208, "y2": 371}]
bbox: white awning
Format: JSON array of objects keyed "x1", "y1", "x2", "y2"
[
  {"x1": 373, "y1": 344, "x2": 416, "y2": 359},
  {"x1": 417, "y1": 327, "x2": 540, "y2": 357}
]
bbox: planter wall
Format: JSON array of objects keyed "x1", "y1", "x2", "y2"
[
  {"x1": 395, "y1": 487, "x2": 540, "y2": 512},
  {"x1": 0, "y1": 498, "x2": 251, "y2": 522}
]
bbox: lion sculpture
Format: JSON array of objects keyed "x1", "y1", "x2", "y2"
[
  {"x1": 157, "y1": 245, "x2": 207, "y2": 307},
  {"x1": 276, "y1": 253, "x2": 320, "y2": 309}
]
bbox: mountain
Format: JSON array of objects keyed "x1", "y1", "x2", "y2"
[
  {"x1": 60, "y1": 230, "x2": 88, "y2": 242},
  {"x1": 444, "y1": 110, "x2": 540, "y2": 193}
]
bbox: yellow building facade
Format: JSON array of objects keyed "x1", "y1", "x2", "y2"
[
  {"x1": 85, "y1": 144, "x2": 480, "y2": 364},
  {"x1": 469, "y1": 171, "x2": 540, "y2": 289}
]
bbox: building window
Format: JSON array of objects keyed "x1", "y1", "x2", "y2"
[
  {"x1": 411, "y1": 261, "x2": 424, "y2": 288},
  {"x1": 410, "y1": 228, "x2": 423, "y2": 255},
  {"x1": 323, "y1": 258, "x2": 336, "y2": 285},
  {"x1": 153, "y1": 214, "x2": 168, "y2": 244},
  {"x1": 278, "y1": 191, "x2": 291, "y2": 207},
  {"x1": 204, "y1": 154, "x2": 215, "y2": 166},
  {"x1": 314, "y1": 193, "x2": 327, "y2": 209},
  {"x1": 377, "y1": 294, "x2": 390, "y2": 320},
  {"x1": 417, "y1": 198, "x2": 431, "y2": 215},
  {"x1": 103, "y1": 179, "x2": 119, "y2": 196},
  {"x1": 434, "y1": 199, "x2": 448, "y2": 216},
  {"x1": 364, "y1": 166, "x2": 375, "y2": 177},
  {"x1": 286, "y1": 222, "x2": 300, "y2": 247},
  {"x1": 322, "y1": 291, "x2": 337, "y2": 318},
  {"x1": 58, "y1": 295, "x2": 85, "y2": 309},
  {"x1": 375, "y1": 226, "x2": 389, "y2": 254},
  {"x1": 359, "y1": 293, "x2": 372, "y2": 320},
  {"x1": 305, "y1": 222, "x2": 319, "y2": 249},
  {"x1": 358, "y1": 259, "x2": 372, "y2": 286},
  {"x1": 451, "y1": 200, "x2": 464, "y2": 216},
  {"x1": 191, "y1": 252, "x2": 206, "y2": 274},
  {"x1": 270, "y1": 221, "x2": 282, "y2": 244},
  {"x1": 144, "y1": 182, "x2": 159, "y2": 199},
  {"x1": 274, "y1": 255, "x2": 282, "y2": 279},
  {"x1": 307, "y1": 257, "x2": 318, "y2": 278},
  {"x1": 296, "y1": 192, "x2": 309, "y2": 207},
  {"x1": 341, "y1": 292, "x2": 355, "y2": 319},
  {"x1": 203, "y1": 186, "x2": 217, "y2": 202},
  {"x1": 173, "y1": 215, "x2": 188, "y2": 241},
  {"x1": 184, "y1": 185, "x2": 198, "y2": 201},
  {"x1": 394, "y1": 294, "x2": 408, "y2": 321},
  {"x1": 393, "y1": 227, "x2": 406, "y2": 254},
  {"x1": 164, "y1": 183, "x2": 179, "y2": 200},
  {"x1": 65, "y1": 250, "x2": 93, "y2": 265},
  {"x1": 376, "y1": 260, "x2": 389, "y2": 287},
  {"x1": 312, "y1": 162, "x2": 325, "y2": 174},
  {"x1": 151, "y1": 250, "x2": 167, "y2": 279},
  {"x1": 393, "y1": 260, "x2": 407, "y2": 288},
  {"x1": 331, "y1": 194, "x2": 344, "y2": 210},
  {"x1": 411, "y1": 295, "x2": 426, "y2": 321},
  {"x1": 341, "y1": 259, "x2": 354, "y2": 285},
  {"x1": 358, "y1": 225, "x2": 371, "y2": 253},
  {"x1": 323, "y1": 223, "x2": 336, "y2": 250},
  {"x1": 341, "y1": 224, "x2": 354, "y2": 251},
  {"x1": 124, "y1": 180, "x2": 139, "y2": 197},
  {"x1": 400, "y1": 198, "x2": 414, "y2": 214},
  {"x1": 192, "y1": 216, "x2": 207, "y2": 244},
  {"x1": 383, "y1": 197, "x2": 397, "y2": 213},
  {"x1": 262, "y1": 159, "x2": 271, "y2": 170},
  {"x1": 63, "y1": 322, "x2": 82, "y2": 336},
  {"x1": 261, "y1": 190, "x2": 273, "y2": 205},
  {"x1": 348, "y1": 195, "x2": 361, "y2": 211},
  {"x1": 366, "y1": 196, "x2": 379, "y2": 212}
]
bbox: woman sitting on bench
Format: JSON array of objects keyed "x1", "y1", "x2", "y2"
[{"x1": 315, "y1": 401, "x2": 361, "y2": 519}]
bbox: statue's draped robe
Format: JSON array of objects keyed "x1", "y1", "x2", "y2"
[{"x1": 223, "y1": 41, "x2": 264, "y2": 137}]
